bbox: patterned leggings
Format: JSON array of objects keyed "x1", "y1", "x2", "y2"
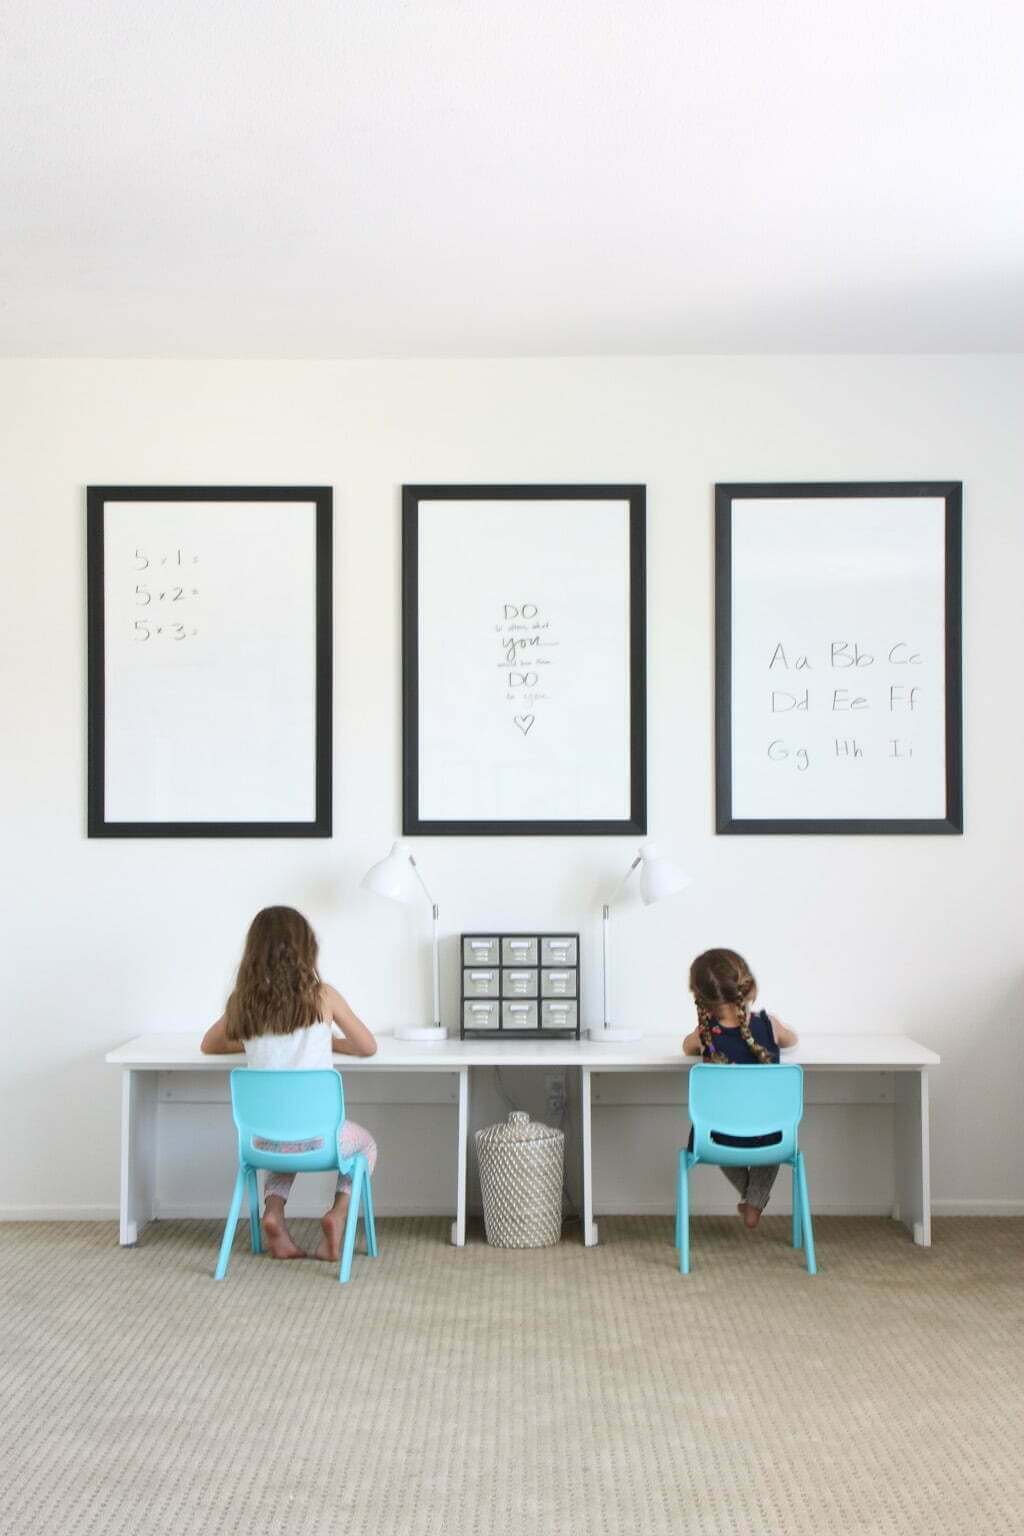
[
  {"x1": 719, "y1": 1163, "x2": 779, "y2": 1212},
  {"x1": 259, "y1": 1121, "x2": 378, "y2": 1204}
]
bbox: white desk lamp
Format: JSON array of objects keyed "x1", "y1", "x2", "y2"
[
  {"x1": 361, "y1": 841, "x2": 446, "y2": 1043},
  {"x1": 589, "y1": 842, "x2": 691, "y2": 1043}
]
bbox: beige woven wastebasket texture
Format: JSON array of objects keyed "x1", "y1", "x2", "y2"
[{"x1": 475, "y1": 1111, "x2": 565, "y2": 1247}]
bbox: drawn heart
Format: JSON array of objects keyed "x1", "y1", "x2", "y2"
[{"x1": 514, "y1": 714, "x2": 535, "y2": 735}]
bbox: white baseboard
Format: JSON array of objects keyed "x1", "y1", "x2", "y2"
[
  {"x1": 151, "y1": 1201, "x2": 460, "y2": 1220},
  {"x1": 591, "y1": 1199, "x2": 897, "y2": 1217},
  {"x1": 2, "y1": 1200, "x2": 1022, "y2": 1223},
  {"x1": 931, "y1": 1199, "x2": 1024, "y2": 1216},
  {"x1": 0, "y1": 1205, "x2": 120, "y2": 1221}
]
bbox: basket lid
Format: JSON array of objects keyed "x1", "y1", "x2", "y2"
[{"x1": 476, "y1": 1110, "x2": 561, "y2": 1145}]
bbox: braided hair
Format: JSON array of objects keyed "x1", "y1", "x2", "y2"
[{"x1": 689, "y1": 948, "x2": 773, "y2": 1065}]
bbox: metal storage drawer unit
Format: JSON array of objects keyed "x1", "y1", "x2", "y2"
[
  {"x1": 504, "y1": 969, "x2": 538, "y2": 997},
  {"x1": 502, "y1": 1000, "x2": 538, "y2": 1029},
  {"x1": 541, "y1": 1000, "x2": 578, "y2": 1031},
  {"x1": 464, "y1": 1000, "x2": 500, "y2": 1030},
  {"x1": 464, "y1": 968, "x2": 500, "y2": 997},
  {"x1": 461, "y1": 932, "x2": 581, "y2": 1038},
  {"x1": 464, "y1": 936, "x2": 500, "y2": 966},
  {"x1": 540, "y1": 969, "x2": 577, "y2": 997},
  {"x1": 540, "y1": 936, "x2": 577, "y2": 966},
  {"x1": 502, "y1": 936, "x2": 538, "y2": 966}
]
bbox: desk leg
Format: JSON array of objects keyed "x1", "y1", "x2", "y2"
[
  {"x1": 120, "y1": 1069, "x2": 157, "y2": 1246},
  {"x1": 581, "y1": 1066, "x2": 598, "y2": 1246},
  {"x1": 894, "y1": 1069, "x2": 931, "y2": 1247},
  {"x1": 450, "y1": 1067, "x2": 469, "y2": 1247}
]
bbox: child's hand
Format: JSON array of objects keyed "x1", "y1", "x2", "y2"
[
  {"x1": 200, "y1": 1016, "x2": 244, "y2": 1054},
  {"x1": 770, "y1": 1015, "x2": 798, "y2": 1050},
  {"x1": 324, "y1": 984, "x2": 378, "y2": 1057}
]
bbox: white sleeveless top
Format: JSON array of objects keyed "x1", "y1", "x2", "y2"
[{"x1": 243, "y1": 1020, "x2": 338, "y2": 1071}]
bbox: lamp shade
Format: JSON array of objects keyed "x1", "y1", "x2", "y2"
[
  {"x1": 637, "y1": 843, "x2": 691, "y2": 906},
  {"x1": 360, "y1": 841, "x2": 419, "y2": 904}
]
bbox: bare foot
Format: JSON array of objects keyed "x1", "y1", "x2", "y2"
[
  {"x1": 262, "y1": 1203, "x2": 305, "y2": 1260},
  {"x1": 743, "y1": 1203, "x2": 762, "y2": 1230},
  {"x1": 314, "y1": 1194, "x2": 351, "y2": 1262}
]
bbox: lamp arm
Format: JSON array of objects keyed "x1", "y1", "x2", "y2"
[
  {"x1": 407, "y1": 853, "x2": 436, "y2": 908},
  {"x1": 602, "y1": 855, "x2": 642, "y2": 1031},
  {"x1": 604, "y1": 854, "x2": 641, "y2": 912},
  {"x1": 431, "y1": 904, "x2": 441, "y2": 1028},
  {"x1": 408, "y1": 854, "x2": 442, "y2": 1029}
]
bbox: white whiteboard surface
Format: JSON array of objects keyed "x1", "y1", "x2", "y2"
[
  {"x1": 413, "y1": 497, "x2": 636, "y2": 825},
  {"x1": 96, "y1": 497, "x2": 322, "y2": 827},
  {"x1": 722, "y1": 492, "x2": 960, "y2": 828}
]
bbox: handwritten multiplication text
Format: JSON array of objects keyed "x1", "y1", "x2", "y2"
[
  {"x1": 128, "y1": 547, "x2": 200, "y2": 641},
  {"x1": 495, "y1": 602, "x2": 559, "y2": 737},
  {"x1": 95, "y1": 491, "x2": 325, "y2": 830}
]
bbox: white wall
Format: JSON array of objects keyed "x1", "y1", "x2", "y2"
[{"x1": 2, "y1": 356, "x2": 1021, "y2": 1221}]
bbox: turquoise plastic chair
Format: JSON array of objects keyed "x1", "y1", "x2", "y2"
[
  {"x1": 677, "y1": 1063, "x2": 816, "y2": 1275},
  {"x1": 215, "y1": 1068, "x2": 378, "y2": 1284}
]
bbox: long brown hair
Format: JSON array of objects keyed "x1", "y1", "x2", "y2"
[
  {"x1": 689, "y1": 948, "x2": 773, "y2": 1065},
  {"x1": 224, "y1": 906, "x2": 323, "y2": 1041}
]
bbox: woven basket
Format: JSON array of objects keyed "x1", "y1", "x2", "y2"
[{"x1": 475, "y1": 1111, "x2": 564, "y2": 1248}]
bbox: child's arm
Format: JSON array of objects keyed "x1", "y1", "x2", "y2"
[
  {"x1": 682, "y1": 1029, "x2": 703, "y2": 1057},
  {"x1": 323, "y1": 984, "x2": 378, "y2": 1057},
  {"x1": 770, "y1": 1014, "x2": 798, "y2": 1050},
  {"x1": 200, "y1": 1015, "x2": 244, "y2": 1055}
]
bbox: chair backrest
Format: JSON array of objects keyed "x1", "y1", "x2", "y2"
[
  {"x1": 230, "y1": 1069, "x2": 345, "y2": 1173},
  {"x1": 688, "y1": 1063, "x2": 804, "y2": 1167}
]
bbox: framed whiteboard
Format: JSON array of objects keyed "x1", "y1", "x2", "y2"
[
  {"x1": 716, "y1": 482, "x2": 963, "y2": 835},
  {"x1": 402, "y1": 485, "x2": 646, "y2": 836},
  {"x1": 87, "y1": 486, "x2": 332, "y2": 837}
]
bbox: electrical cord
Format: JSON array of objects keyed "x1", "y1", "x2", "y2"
[{"x1": 493, "y1": 1067, "x2": 579, "y2": 1220}]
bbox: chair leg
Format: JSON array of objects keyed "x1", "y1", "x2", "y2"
[
  {"x1": 215, "y1": 1166, "x2": 246, "y2": 1280},
  {"x1": 247, "y1": 1170, "x2": 262, "y2": 1254},
  {"x1": 796, "y1": 1153, "x2": 817, "y2": 1276},
  {"x1": 338, "y1": 1162, "x2": 364, "y2": 1284},
  {"x1": 675, "y1": 1153, "x2": 683, "y2": 1250},
  {"x1": 792, "y1": 1163, "x2": 802, "y2": 1250},
  {"x1": 678, "y1": 1155, "x2": 691, "y2": 1275},
  {"x1": 362, "y1": 1171, "x2": 378, "y2": 1259}
]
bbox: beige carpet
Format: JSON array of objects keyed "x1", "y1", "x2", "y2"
[{"x1": 1, "y1": 1217, "x2": 1022, "y2": 1536}]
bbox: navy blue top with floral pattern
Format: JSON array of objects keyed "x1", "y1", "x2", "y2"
[{"x1": 700, "y1": 1008, "x2": 780, "y2": 1063}]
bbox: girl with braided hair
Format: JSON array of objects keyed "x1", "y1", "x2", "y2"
[
  {"x1": 201, "y1": 907, "x2": 379, "y2": 1263},
  {"x1": 682, "y1": 948, "x2": 797, "y2": 1230}
]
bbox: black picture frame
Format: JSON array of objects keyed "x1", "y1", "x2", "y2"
[
  {"x1": 715, "y1": 481, "x2": 963, "y2": 835},
  {"x1": 403, "y1": 484, "x2": 647, "y2": 836},
  {"x1": 87, "y1": 485, "x2": 333, "y2": 838}
]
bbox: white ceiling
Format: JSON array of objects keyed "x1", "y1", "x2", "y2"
[{"x1": 2, "y1": 1, "x2": 1022, "y2": 357}]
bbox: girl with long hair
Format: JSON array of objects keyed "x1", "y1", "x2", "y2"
[
  {"x1": 683, "y1": 948, "x2": 797, "y2": 1229},
  {"x1": 201, "y1": 906, "x2": 378, "y2": 1262}
]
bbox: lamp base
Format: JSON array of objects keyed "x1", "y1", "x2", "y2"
[
  {"x1": 587, "y1": 1026, "x2": 643, "y2": 1043},
  {"x1": 394, "y1": 1025, "x2": 449, "y2": 1044}
]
